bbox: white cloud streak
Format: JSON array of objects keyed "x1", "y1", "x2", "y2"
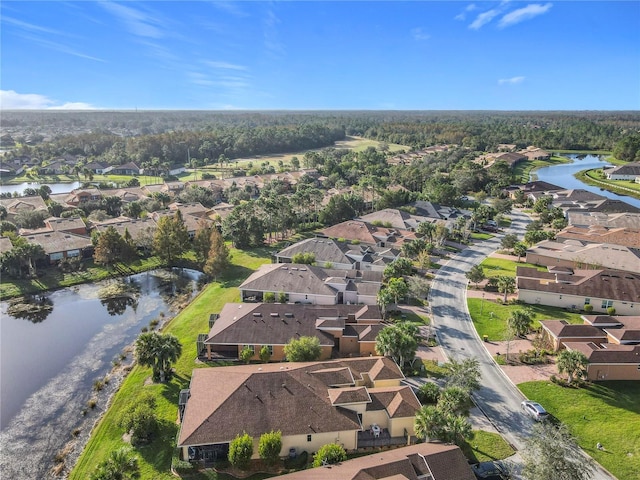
[
  {"x1": 498, "y1": 76, "x2": 525, "y2": 85},
  {"x1": 99, "y1": 1, "x2": 165, "y2": 39},
  {"x1": 455, "y1": 4, "x2": 477, "y2": 21},
  {"x1": 2, "y1": 16, "x2": 66, "y2": 36},
  {"x1": 411, "y1": 28, "x2": 430, "y2": 41},
  {"x1": 0, "y1": 90, "x2": 95, "y2": 110},
  {"x1": 469, "y1": 9, "x2": 501, "y2": 30},
  {"x1": 499, "y1": 3, "x2": 553, "y2": 28},
  {"x1": 203, "y1": 61, "x2": 248, "y2": 71}
]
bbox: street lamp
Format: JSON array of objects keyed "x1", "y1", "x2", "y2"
[{"x1": 481, "y1": 292, "x2": 485, "y2": 315}]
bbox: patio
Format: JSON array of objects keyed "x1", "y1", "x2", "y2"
[{"x1": 357, "y1": 428, "x2": 415, "y2": 449}]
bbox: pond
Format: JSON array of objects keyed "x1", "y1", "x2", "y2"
[
  {"x1": 0, "y1": 268, "x2": 202, "y2": 479},
  {"x1": 534, "y1": 153, "x2": 640, "y2": 209},
  {"x1": 0, "y1": 181, "x2": 82, "y2": 196}
]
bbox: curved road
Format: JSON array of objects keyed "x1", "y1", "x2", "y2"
[{"x1": 427, "y1": 209, "x2": 615, "y2": 480}]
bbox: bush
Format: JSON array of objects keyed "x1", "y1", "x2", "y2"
[
  {"x1": 172, "y1": 452, "x2": 195, "y2": 474},
  {"x1": 312, "y1": 443, "x2": 346, "y2": 467},
  {"x1": 417, "y1": 382, "x2": 440, "y2": 404},
  {"x1": 229, "y1": 432, "x2": 253, "y2": 469},
  {"x1": 117, "y1": 392, "x2": 158, "y2": 445},
  {"x1": 606, "y1": 306, "x2": 616, "y2": 315},
  {"x1": 263, "y1": 292, "x2": 275, "y2": 303},
  {"x1": 258, "y1": 430, "x2": 282, "y2": 465},
  {"x1": 583, "y1": 304, "x2": 594, "y2": 313}
]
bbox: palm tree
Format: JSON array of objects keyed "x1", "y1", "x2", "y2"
[
  {"x1": 90, "y1": 446, "x2": 139, "y2": 480},
  {"x1": 135, "y1": 332, "x2": 182, "y2": 382},
  {"x1": 508, "y1": 309, "x2": 534, "y2": 337},
  {"x1": 443, "y1": 414, "x2": 472, "y2": 446},
  {"x1": 496, "y1": 275, "x2": 516, "y2": 303},
  {"x1": 556, "y1": 349, "x2": 589, "y2": 384},
  {"x1": 414, "y1": 405, "x2": 445, "y2": 442},
  {"x1": 513, "y1": 242, "x2": 528, "y2": 262}
]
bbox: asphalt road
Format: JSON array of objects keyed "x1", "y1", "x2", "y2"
[{"x1": 427, "y1": 209, "x2": 616, "y2": 480}]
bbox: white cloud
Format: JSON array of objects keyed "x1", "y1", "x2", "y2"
[
  {"x1": 2, "y1": 16, "x2": 65, "y2": 36},
  {"x1": 411, "y1": 28, "x2": 430, "y2": 41},
  {"x1": 499, "y1": 3, "x2": 553, "y2": 28},
  {"x1": 99, "y1": 1, "x2": 164, "y2": 39},
  {"x1": 469, "y1": 9, "x2": 501, "y2": 30},
  {"x1": 203, "y1": 61, "x2": 248, "y2": 71},
  {"x1": 210, "y1": 1, "x2": 248, "y2": 18},
  {"x1": 498, "y1": 76, "x2": 525, "y2": 85},
  {"x1": 0, "y1": 90, "x2": 95, "y2": 110},
  {"x1": 455, "y1": 4, "x2": 478, "y2": 21}
]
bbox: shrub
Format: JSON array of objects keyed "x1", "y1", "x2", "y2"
[
  {"x1": 229, "y1": 432, "x2": 253, "y2": 469},
  {"x1": 417, "y1": 382, "x2": 440, "y2": 404},
  {"x1": 93, "y1": 380, "x2": 104, "y2": 392},
  {"x1": 583, "y1": 304, "x2": 594, "y2": 313},
  {"x1": 263, "y1": 292, "x2": 275, "y2": 303},
  {"x1": 606, "y1": 306, "x2": 616, "y2": 316},
  {"x1": 117, "y1": 392, "x2": 158, "y2": 445},
  {"x1": 312, "y1": 443, "x2": 346, "y2": 467},
  {"x1": 277, "y1": 291, "x2": 287, "y2": 303},
  {"x1": 87, "y1": 399, "x2": 97, "y2": 409},
  {"x1": 258, "y1": 430, "x2": 282, "y2": 465}
]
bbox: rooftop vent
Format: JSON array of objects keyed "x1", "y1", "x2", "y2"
[{"x1": 285, "y1": 312, "x2": 294, "y2": 318}]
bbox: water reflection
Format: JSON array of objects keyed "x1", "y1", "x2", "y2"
[{"x1": 6, "y1": 295, "x2": 54, "y2": 323}]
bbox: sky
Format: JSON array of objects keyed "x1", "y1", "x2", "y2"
[{"x1": 1, "y1": 1, "x2": 639, "y2": 111}]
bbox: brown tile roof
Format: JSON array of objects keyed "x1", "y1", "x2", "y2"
[
  {"x1": 276, "y1": 443, "x2": 475, "y2": 480},
  {"x1": 320, "y1": 221, "x2": 418, "y2": 247},
  {"x1": 366, "y1": 387, "x2": 421, "y2": 418},
  {"x1": 567, "y1": 212, "x2": 640, "y2": 229},
  {"x1": 540, "y1": 320, "x2": 607, "y2": 339},
  {"x1": 556, "y1": 225, "x2": 640, "y2": 249},
  {"x1": 328, "y1": 386, "x2": 372, "y2": 406},
  {"x1": 516, "y1": 266, "x2": 640, "y2": 303},
  {"x1": 94, "y1": 217, "x2": 157, "y2": 241},
  {"x1": 178, "y1": 357, "x2": 404, "y2": 448},
  {"x1": 563, "y1": 342, "x2": 640, "y2": 364},
  {"x1": 0, "y1": 195, "x2": 48, "y2": 214},
  {"x1": 526, "y1": 241, "x2": 640, "y2": 273}
]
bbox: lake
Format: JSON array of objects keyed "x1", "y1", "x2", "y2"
[
  {"x1": 0, "y1": 181, "x2": 82, "y2": 196},
  {"x1": 535, "y1": 153, "x2": 640, "y2": 209},
  {"x1": 0, "y1": 269, "x2": 201, "y2": 479}
]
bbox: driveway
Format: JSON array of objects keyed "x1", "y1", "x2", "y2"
[{"x1": 427, "y1": 209, "x2": 615, "y2": 480}]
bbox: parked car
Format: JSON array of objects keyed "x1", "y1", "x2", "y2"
[
  {"x1": 521, "y1": 400, "x2": 549, "y2": 421},
  {"x1": 471, "y1": 461, "x2": 510, "y2": 479}
]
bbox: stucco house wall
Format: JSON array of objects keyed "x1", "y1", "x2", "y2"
[
  {"x1": 518, "y1": 289, "x2": 639, "y2": 316},
  {"x1": 587, "y1": 363, "x2": 640, "y2": 381}
]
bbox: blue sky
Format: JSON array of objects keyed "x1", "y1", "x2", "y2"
[{"x1": 1, "y1": 1, "x2": 639, "y2": 110}]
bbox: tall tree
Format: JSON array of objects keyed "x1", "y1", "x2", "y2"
[
  {"x1": 496, "y1": 275, "x2": 516, "y2": 303},
  {"x1": 508, "y1": 309, "x2": 534, "y2": 337},
  {"x1": 135, "y1": 332, "x2": 182, "y2": 382},
  {"x1": 90, "y1": 447, "x2": 139, "y2": 480},
  {"x1": 204, "y1": 228, "x2": 230, "y2": 280},
  {"x1": 513, "y1": 242, "x2": 528, "y2": 262},
  {"x1": 522, "y1": 422, "x2": 595, "y2": 480},
  {"x1": 192, "y1": 220, "x2": 213, "y2": 267},
  {"x1": 94, "y1": 226, "x2": 127, "y2": 268},
  {"x1": 153, "y1": 212, "x2": 189, "y2": 265},
  {"x1": 414, "y1": 405, "x2": 446, "y2": 442},
  {"x1": 556, "y1": 349, "x2": 589, "y2": 384},
  {"x1": 466, "y1": 265, "x2": 486, "y2": 288},
  {"x1": 375, "y1": 322, "x2": 419, "y2": 368},
  {"x1": 443, "y1": 358, "x2": 481, "y2": 392},
  {"x1": 443, "y1": 413, "x2": 472, "y2": 447}
]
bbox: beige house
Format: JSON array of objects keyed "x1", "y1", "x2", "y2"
[
  {"x1": 320, "y1": 220, "x2": 418, "y2": 248},
  {"x1": 562, "y1": 342, "x2": 640, "y2": 381},
  {"x1": 516, "y1": 266, "x2": 640, "y2": 316},
  {"x1": 540, "y1": 320, "x2": 607, "y2": 352},
  {"x1": 555, "y1": 225, "x2": 640, "y2": 249},
  {"x1": 200, "y1": 303, "x2": 383, "y2": 361},
  {"x1": 177, "y1": 357, "x2": 420, "y2": 464},
  {"x1": 276, "y1": 441, "x2": 475, "y2": 480}
]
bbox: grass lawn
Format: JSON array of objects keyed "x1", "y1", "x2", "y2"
[
  {"x1": 479, "y1": 257, "x2": 542, "y2": 279},
  {"x1": 519, "y1": 381, "x2": 640, "y2": 480},
  {"x1": 468, "y1": 299, "x2": 584, "y2": 340},
  {"x1": 575, "y1": 169, "x2": 640, "y2": 199},
  {"x1": 460, "y1": 430, "x2": 515, "y2": 463},
  {"x1": 0, "y1": 256, "x2": 166, "y2": 300},
  {"x1": 470, "y1": 232, "x2": 494, "y2": 241},
  {"x1": 69, "y1": 247, "x2": 273, "y2": 480}
]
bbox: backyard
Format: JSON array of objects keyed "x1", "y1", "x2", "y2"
[{"x1": 519, "y1": 381, "x2": 640, "y2": 480}]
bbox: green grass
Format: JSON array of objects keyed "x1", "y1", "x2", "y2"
[
  {"x1": 514, "y1": 155, "x2": 572, "y2": 183},
  {"x1": 519, "y1": 381, "x2": 640, "y2": 480},
  {"x1": 0, "y1": 256, "x2": 166, "y2": 300},
  {"x1": 460, "y1": 430, "x2": 515, "y2": 463},
  {"x1": 467, "y1": 299, "x2": 584, "y2": 341},
  {"x1": 470, "y1": 232, "x2": 493, "y2": 241},
  {"x1": 575, "y1": 169, "x2": 640, "y2": 200},
  {"x1": 479, "y1": 257, "x2": 542, "y2": 279},
  {"x1": 69, "y1": 246, "x2": 273, "y2": 480}
]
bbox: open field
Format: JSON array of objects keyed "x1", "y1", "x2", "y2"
[
  {"x1": 468, "y1": 299, "x2": 584, "y2": 340},
  {"x1": 69, "y1": 247, "x2": 273, "y2": 480},
  {"x1": 519, "y1": 381, "x2": 640, "y2": 480},
  {"x1": 575, "y1": 168, "x2": 640, "y2": 199}
]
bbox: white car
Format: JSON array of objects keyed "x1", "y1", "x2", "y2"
[{"x1": 521, "y1": 400, "x2": 549, "y2": 421}]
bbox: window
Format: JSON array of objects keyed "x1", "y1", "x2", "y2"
[
  {"x1": 67, "y1": 249, "x2": 80, "y2": 257},
  {"x1": 307, "y1": 435, "x2": 312, "y2": 442},
  {"x1": 50, "y1": 252, "x2": 63, "y2": 261},
  {"x1": 601, "y1": 300, "x2": 613, "y2": 309},
  {"x1": 266, "y1": 345, "x2": 273, "y2": 355},
  {"x1": 584, "y1": 298, "x2": 591, "y2": 305}
]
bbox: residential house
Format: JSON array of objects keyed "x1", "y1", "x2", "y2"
[
  {"x1": 93, "y1": 217, "x2": 157, "y2": 250},
  {"x1": 275, "y1": 237, "x2": 400, "y2": 271},
  {"x1": 0, "y1": 195, "x2": 48, "y2": 221},
  {"x1": 565, "y1": 198, "x2": 640, "y2": 215},
  {"x1": 49, "y1": 188, "x2": 102, "y2": 208},
  {"x1": 566, "y1": 211, "x2": 640, "y2": 230},
  {"x1": 555, "y1": 225, "x2": 640, "y2": 249},
  {"x1": 38, "y1": 158, "x2": 76, "y2": 175},
  {"x1": 562, "y1": 342, "x2": 640, "y2": 381},
  {"x1": 507, "y1": 181, "x2": 564, "y2": 201},
  {"x1": 83, "y1": 161, "x2": 108, "y2": 174},
  {"x1": 517, "y1": 147, "x2": 551, "y2": 160},
  {"x1": 494, "y1": 152, "x2": 527, "y2": 167},
  {"x1": 277, "y1": 443, "x2": 476, "y2": 480},
  {"x1": 239, "y1": 263, "x2": 382, "y2": 305},
  {"x1": 320, "y1": 220, "x2": 418, "y2": 248},
  {"x1": 20, "y1": 216, "x2": 88, "y2": 236},
  {"x1": 604, "y1": 162, "x2": 640, "y2": 181},
  {"x1": 516, "y1": 266, "x2": 640, "y2": 315},
  {"x1": 168, "y1": 164, "x2": 186, "y2": 176},
  {"x1": 357, "y1": 209, "x2": 432, "y2": 231},
  {"x1": 150, "y1": 203, "x2": 213, "y2": 239},
  {"x1": 20, "y1": 231, "x2": 93, "y2": 263},
  {"x1": 200, "y1": 303, "x2": 383, "y2": 361},
  {"x1": 111, "y1": 187, "x2": 148, "y2": 203},
  {"x1": 539, "y1": 320, "x2": 608, "y2": 352},
  {"x1": 106, "y1": 162, "x2": 142, "y2": 175},
  {"x1": 525, "y1": 240, "x2": 640, "y2": 274},
  {"x1": 176, "y1": 357, "x2": 421, "y2": 463}
]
